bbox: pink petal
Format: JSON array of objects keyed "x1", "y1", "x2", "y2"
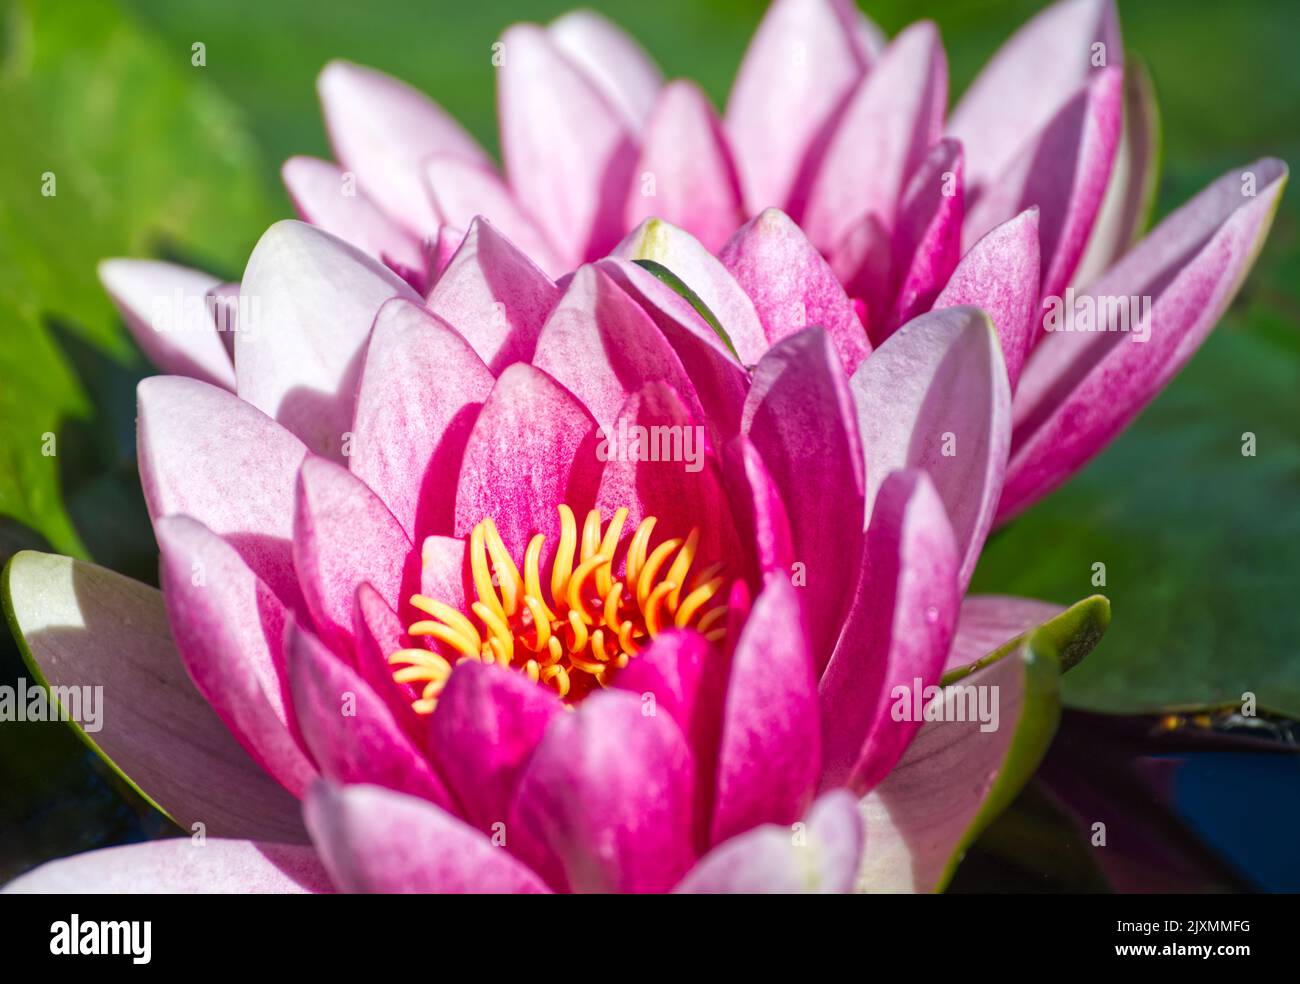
[
  {"x1": 350, "y1": 298, "x2": 493, "y2": 540},
  {"x1": 429, "y1": 661, "x2": 562, "y2": 831},
  {"x1": 742, "y1": 329, "x2": 864, "y2": 656},
  {"x1": 547, "y1": 9, "x2": 663, "y2": 128},
  {"x1": 719, "y1": 208, "x2": 871, "y2": 373},
  {"x1": 305, "y1": 782, "x2": 550, "y2": 893},
  {"x1": 721, "y1": 435, "x2": 794, "y2": 579},
  {"x1": 137, "y1": 375, "x2": 307, "y2": 610},
  {"x1": 498, "y1": 23, "x2": 638, "y2": 264},
  {"x1": 818, "y1": 471, "x2": 959, "y2": 793},
  {"x1": 156, "y1": 515, "x2": 318, "y2": 797},
  {"x1": 293, "y1": 456, "x2": 414, "y2": 655},
  {"x1": 828, "y1": 212, "x2": 894, "y2": 335},
  {"x1": 949, "y1": 0, "x2": 1123, "y2": 196},
  {"x1": 962, "y1": 66, "x2": 1124, "y2": 305},
  {"x1": 425, "y1": 156, "x2": 567, "y2": 279},
  {"x1": 932, "y1": 208, "x2": 1041, "y2": 391},
  {"x1": 286, "y1": 621, "x2": 450, "y2": 805},
  {"x1": 425, "y1": 217, "x2": 560, "y2": 373},
  {"x1": 236, "y1": 221, "x2": 419, "y2": 460},
  {"x1": 676, "y1": 790, "x2": 862, "y2": 893},
  {"x1": 508, "y1": 690, "x2": 695, "y2": 892},
  {"x1": 454, "y1": 363, "x2": 600, "y2": 560},
  {"x1": 1001, "y1": 158, "x2": 1288, "y2": 520},
  {"x1": 317, "y1": 60, "x2": 490, "y2": 237},
  {"x1": 849, "y1": 307, "x2": 1011, "y2": 591},
  {"x1": 281, "y1": 156, "x2": 426, "y2": 290},
  {"x1": 5, "y1": 551, "x2": 305, "y2": 843},
  {"x1": 710, "y1": 574, "x2": 820, "y2": 845},
  {"x1": 946, "y1": 595, "x2": 1065, "y2": 675},
  {"x1": 624, "y1": 80, "x2": 743, "y2": 252},
  {"x1": 725, "y1": 0, "x2": 876, "y2": 214},
  {"x1": 3, "y1": 840, "x2": 331, "y2": 894},
  {"x1": 609, "y1": 629, "x2": 712, "y2": 742},
  {"x1": 801, "y1": 20, "x2": 948, "y2": 252},
  {"x1": 352, "y1": 581, "x2": 426, "y2": 737}
]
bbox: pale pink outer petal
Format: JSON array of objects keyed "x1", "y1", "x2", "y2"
[
  {"x1": 801, "y1": 20, "x2": 948, "y2": 252},
  {"x1": 547, "y1": 9, "x2": 663, "y2": 128},
  {"x1": 286, "y1": 621, "x2": 452, "y2": 805},
  {"x1": 710, "y1": 574, "x2": 820, "y2": 846},
  {"x1": 610, "y1": 218, "x2": 768, "y2": 366},
  {"x1": 2, "y1": 840, "x2": 332, "y2": 894},
  {"x1": 98, "y1": 259, "x2": 234, "y2": 389},
  {"x1": 949, "y1": 0, "x2": 1122, "y2": 195},
  {"x1": 4, "y1": 551, "x2": 306, "y2": 843},
  {"x1": 137, "y1": 375, "x2": 307, "y2": 611},
  {"x1": 945, "y1": 595, "x2": 1064, "y2": 674},
  {"x1": 453, "y1": 363, "x2": 600, "y2": 560},
  {"x1": 961, "y1": 66, "x2": 1123, "y2": 304},
  {"x1": 675, "y1": 790, "x2": 863, "y2": 893},
  {"x1": 317, "y1": 60, "x2": 491, "y2": 237},
  {"x1": 497, "y1": 23, "x2": 638, "y2": 264},
  {"x1": 156, "y1": 515, "x2": 318, "y2": 798},
  {"x1": 849, "y1": 306, "x2": 1010, "y2": 591},
  {"x1": 624, "y1": 80, "x2": 743, "y2": 252},
  {"x1": 425, "y1": 217, "x2": 560, "y2": 373},
  {"x1": 305, "y1": 782, "x2": 551, "y2": 893},
  {"x1": 719, "y1": 208, "x2": 870, "y2": 373},
  {"x1": 725, "y1": 0, "x2": 876, "y2": 214},
  {"x1": 236, "y1": 221, "x2": 419, "y2": 460},
  {"x1": 818, "y1": 471, "x2": 959, "y2": 794},
  {"x1": 507, "y1": 690, "x2": 695, "y2": 893},
  {"x1": 425, "y1": 156, "x2": 568, "y2": 279},
  {"x1": 293, "y1": 456, "x2": 413, "y2": 655},
  {"x1": 281, "y1": 156, "x2": 426, "y2": 289},
  {"x1": 932, "y1": 208, "x2": 1041, "y2": 391},
  {"x1": 1000, "y1": 159, "x2": 1288, "y2": 520},
  {"x1": 349, "y1": 298, "x2": 494, "y2": 541},
  {"x1": 533, "y1": 264, "x2": 703, "y2": 430}
]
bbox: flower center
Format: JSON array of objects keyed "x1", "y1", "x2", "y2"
[{"x1": 389, "y1": 505, "x2": 729, "y2": 713}]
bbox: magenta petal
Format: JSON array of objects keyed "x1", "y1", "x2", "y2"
[
  {"x1": 236, "y1": 221, "x2": 419, "y2": 460},
  {"x1": 317, "y1": 60, "x2": 490, "y2": 237},
  {"x1": 710, "y1": 574, "x2": 820, "y2": 845},
  {"x1": 137, "y1": 375, "x2": 307, "y2": 610},
  {"x1": 849, "y1": 307, "x2": 1011, "y2": 591},
  {"x1": 98, "y1": 259, "x2": 235, "y2": 389},
  {"x1": 610, "y1": 629, "x2": 711, "y2": 740},
  {"x1": 3, "y1": 840, "x2": 331, "y2": 894},
  {"x1": 427, "y1": 224, "x2": 465, "y2": 282},
  {"x1": 829, "y1": 211, "x2": 895, "y2": 333},
  {"x1": 350, "y1": 298, "x2": 493, "y2": 540},
  {"x1": 802, "y1": 20, "x2": 948, "y2": 252},
  {"x1": 946, "y1": 595, "x2": 1064, "y2": 674},
  {"x1": 933, "y1": 208, "x2": 1041, "y2": 391},
  {"x1": 305, "y1": 782, "x2": 550, "y2": 893},
  {"x1": 454, "y1": 363, "x2": 600, "y2": 559},
  {"x1": 156, "y1": 516, "x2": 317, "y2": 798},
  {"x1": 676, "y1": 790, "x2": 863, "y2": 893},
  {"x1": 1001, "y1": 158, "x2": 1288, "y2": 520},
  {"x1": 533, "y1": 265, "x2": 703, "y2": 430},
  {"x1": 949, "y1": 0, "x2": 1123, "y2": 196},
  {"x1": 624, "y1": 80, "x2": 743, "y2": 252},
  {"x1": 962, "y1": 66, "x2": 1124, "y2": 304},
  {"x1": 281, "y1": 156, "x2": 426, "y2": 289},
  {"x1": 429, "y1": 661, "x2": 562, "y2": 831},
  {"x1": 721, "y1": 435, "x2": 794, "y2": 579},
  {"x1": 497, "y1": 23, "x2": 637, "y2": 264},
  {"x1": 352, "y1": 582, "x2": 425, "y2": 737},
  {"x1": 819, "y1": 470, "x2": 959, "y2": 793},
  {"x1": 548, "y1": 9, "x2": 662, "y2": 128},
  {"x1": 508, "y1": 690, "x2": 695, "y2": 893},
  {"x1": 286, "y1": 621, "x2": 451, "y2": 805},
  {"x1": 425, "y1": 217, "x2": 560, "y2": 373},
  {"x1": 725, "y1": 0, "x2": 876, "y2": 214},
  {"x1": 720, "y1": 208, "x2": 871, "y2": 373},
  {"x1": 425, "y1": 156, "x2": 567, "y2": 279},
  {"x1": 742, "y1": 329, "x2": 864, "y2": 656},
  {"x1": 293, "y1": 456, "x2": 413, "y2": 655}
]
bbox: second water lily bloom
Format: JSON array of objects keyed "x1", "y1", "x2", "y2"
[{"x1": 7, "y1": 218, "x2": 1109, "y2": 893}]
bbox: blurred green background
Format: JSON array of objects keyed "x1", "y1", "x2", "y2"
[{"x1": 0, "y1": 0, "x2": 1296, "y2": 882}]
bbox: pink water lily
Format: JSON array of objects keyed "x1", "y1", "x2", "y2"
[
  {"x1": 6, "y1": 213, "x2": 1107, "y2": 893},
  {"x1": 252, "y1": 0, "x2": 1287, "y2": 521}
]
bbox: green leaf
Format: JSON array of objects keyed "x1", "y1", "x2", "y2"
[
  {"x1": 632, "y1": 258, "x2": 742, "y2": 362},
  {"x1": 943, "y1": 594, "x2": 1111, "y2": 684}
]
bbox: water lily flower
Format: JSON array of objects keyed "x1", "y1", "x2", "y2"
[{"x1": 5, "y1": 219, "x2": 1108, "y2": 893}]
